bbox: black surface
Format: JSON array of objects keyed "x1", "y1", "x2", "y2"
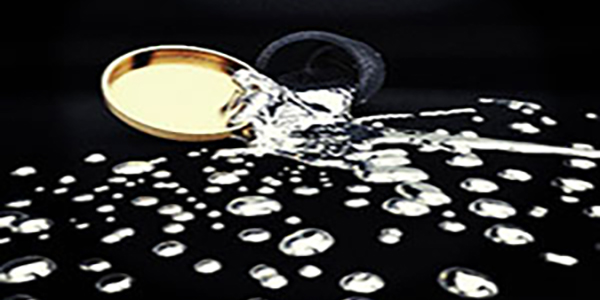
[{"x1": 2, "y1": 1, "x2": 600, "y2": 299}]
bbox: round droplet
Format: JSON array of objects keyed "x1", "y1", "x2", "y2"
[
  {"x1": 0, "y1": 256, "x2": 57, "y2": 284},
  {"x1": 339, "y1": 271, "x2": 385, "y2": 294},
  {"x1": 152, "y1": 240, "x2": 187, "y2": 258},
  {"x1": 207, "y1": 172, "x2": 241, "y2": 185},
  {"x1": 226, "y1": 196, "x2": 282, "y2": 217},
  {"x1": 460, "y1": 178, "x2": 499, "y2": 193},
  {"x1": 239, "y1": 228, "x2": 271, "y2": 243},
  {"x1": 95, "y1": 273, "x2": 134, "y2": 294},
  {"x1": 446, "y1": 153, "x2": 483, "y2": 168},
  {"x1": 378, "y1": 228, "x2": 403, "y2": 244},
  {"x1": 204, "y1": 186, "x2": 222, "y2": 194},
  {"x1": 344, "y1": 198, "x2": 370, "y2": 209},
  {"x1": 468, "y1": 199, "x2": 516, "y2": 219},
  {"x1": 497, "y1": 169, "x2": 532, "y2": 182},
  {"x1": 80, "y1": 258, "x2": 111, "y2": 272},
  {"x1": 484, "y1": 224, "x2": 534, "y2": 245},
  {"x1": 58, "y1": 175, "x2": 76, "y2": 185},
  {"x1": 437, "y1": 267, "x2": 499, "y2": 299},
  {"x1": 163, "y1": 223, "x2": 185, "y2": 234},
  {"x1": 298, "y1": 265, "x2": 322, "y2": 278},
  {"x1": 528, "y1": 206, "x2": 548, "y2": 218},
  {"x1": 131, "y1": 196, "x2": 159, "y2": 207},
  {"x1": 96, "y1": 204, "x2": 116, "y2": 214},
  {"x1": 84, "y1": 153, "x2": 107, "y2": 164},
  {"x1": 194, "y1": 259, "x2": 222, "y2": 274},
  {"x1": 211, "y1": 223, "x2": 225, "y2": 230},
  {"x1": 157, "y1": 204, "x2": 183, "y2": 216},
  {"x1": 382, "y1": 197, "x2": 431, "y2": 217},
  {"x1": 279, "y1": 228, "x2": 335, "y2": 257},
  {"x1": 439, "y1": 221, "x2": 467, "y2": 233},
  {"x1": 293, "y1": 186, "x2": 320, "y2": 196},
  {"x1": 172, "y1": 211, "x2": 195, "y2": 222},
  {"x1": 112, "y1": 161, "x2": 154, "y2": 175},
  {"x1": 285, "y1": 216, "x2": 302, "y2": 225}
]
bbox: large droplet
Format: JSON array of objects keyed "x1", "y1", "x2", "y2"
[
  {"x1": 484, "y1": 224, "x2": 534, "y2": 246},
  {"x1": 0, "y1": 256, "x2": 57, "y2": 284},
  {"x1": 583, "y1": 206, "x2": 600, "y2": 218},
  {"x1": 339, "y1": 271, "x2": 385, "y2": 294},
  {"x1": 12, "y1": 218, "x2": 53, "y2": 234},
  {"x1": 437, "y1": 267, "x2": 499, "y2": 298},
  {"x1": 468, "y1": 198, "x2": 516, "y2": 219},
  {"x1": 95, "y1": 273, "x2": 134, "y2": 293},
  {"x1": 564, "y1": 158, "x2": 596, "y2": 170},
  {"x1": 279, "y1": 228, "x2": 335, "y2": 257},
  {"x1": 541, "y1": 252, "x2": 578, "y2": 266},
  {"x1": 226, "y1": 196, "x2": 282, "y2": 217},
  {"x1": 381, "y1": 197, "x2": 431, "y2": 217},
  {"x1": 10, "y1": 166, "x2": 36, "y2": 177}
]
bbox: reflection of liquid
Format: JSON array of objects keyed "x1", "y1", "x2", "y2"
[{"x1": 110, "y1": 64, "x2": 240, "y2": 134}]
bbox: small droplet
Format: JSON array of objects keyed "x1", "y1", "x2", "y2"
[
  {"x1": 249, "y1": 264, "x2": 288, "y2": 290},
  {"x1": 460, "y1": 178, "x2": 499, "y2": 193},
  {"x1": 339, "y1": 271, "x2": 385, "y2": 294},
  {"x1": 84, "y1": 153, "x2": 107, "y2": 164},
  {"x1": 112, "y1": 161, "x2": 154, "y2": 175},
  {"x1": 382, "y1": 197, "x2": 431, "y2": 217},
  {"x1": 446, "y1": 153, "x2": 483, "y2": 168},
  {"x1": 157, "y1": 204, "x2": 183, "y2": 216},
  {"x1": 151, "y1": 170, "x2": 171, "y2": 179},
  {"x1": 344, "y1": 198, "x2": 370, "y2": 209},
  {"x1": 211, "y1": 222, "x2": 225, "y2": 230},
  {"x1": 96, "y1": 204, "x2": 116, "y2": 213},
  {"x1": 207, "y1": 172, "x2": 241, "y2": 185},
  {"x1": 541, "y1": 252, "x2": 578, "y2": 266},
  {"x1": 204, "y1": 186, "x2": 222, "y2": 194},
  {"x1": 284, "y1": 216, "x2": 302, "y2": 225},
  {"x1": 80, "y1": 258, "x2": 111, "y2": 272},
  {"x1": 163, "y1": 223, "x2": 185, "y2": 234},
  {"x1": 10, "y1": 166, "x2": 36, "y2": 177},
  {"x1": 378, "y1": 228, "x2": 403, "y2": 244},
  {"x1": 484, "y1": 224, "x2": 534, "y2": 245},
  {"x1": 194, "y1": 259, "x2": 222, "y2": 274},
  {"x1": 238, "y1": 228, "x2": 271, "y2": 243},
  {"x1": 293, "y1": 186, "x2": 320, "y2": 196},
  {"x1": 497, "y1": 169, "x2": 532, "y2": 182},
  {"x1": 95, "y1": 273, "x2": 134, "y2": 294},
  {"x1": 58, "y1": 175, "x2": 76, "y2": 185},
  {"x1": 298, "y1": 265, "x2": 322, "y2": 278},
  {"x1": 468, "y1": 198, "x2": 516, "y2": 219},
  {"x1": 226, "y1": 196, "x2": 282, "y2": 217},
  {"x1": 583, "y1": 206, "x2": 600, "y2": 218},
  {"x1": 395, "y1": 182, "x2": 451, "y2": 206},
  {"x1": 5, "y1": 200, "x2": 32, "y2": 209},
  {"x1": 439, "y1": 221, "x2": 467, "y2": 233},
  {"x1": 509, "y1": 122, "x2": 540, "y2": 134},
  {"x1": 564, "y1": 158, "x2": 596, "y2": 170},
  {"x1": 528, "y1": 206, "x2": 548, "y2": 218},
  {"x1": 172, "y1": 211, "x2": 195, "y2": 222},
  {"x1": 540, "y1": 116, "x2": 557, "y2": 126},
  {"x1": 560, "y1": 195, "x2": 579, "y2": 203},
  {"x1": 53, "y1": 187, "x2": 69, "y2": 195},
  {"x1": 207, "y1": 210, "x2": 222, "y2": 218},
  {"x1": 279, "y1": 228, "x2": 335, "y2": 257},
  {"x1": 152, "y1": 240, "x2": 187, "y2": 258},
  {"x1": 346, "y1": 185, "x2": 371, "y2": 194},
  {"x1": 438, "y1": 267, "x2": 498, "y2": 299},
  {"x1": 442, "y1": 210, "x2": 456, "y2": 218},
  {"x1": 101, "y1": 227, "x2": 135, "y2": 244}
]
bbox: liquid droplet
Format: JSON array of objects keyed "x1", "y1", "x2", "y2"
[
  {"x1": 95, "y1": 273, "x2": 134, "y2": 294},
  {"x1": 101, "y1": 227, "x2": 135, "y2": 244},
  {"x1": 157, "y1": 204, "x2": 183, "y2": 216},
  {"x1": 0, "y1": 256, "x2": 57, "y2": 284},
  {"x1": 468, "y1": 198, "x2": 516, "y2": 219},
  {"x1": 284, "y1": 216, "x2": 302, "y2": 225},
  {"x1": 439, "y1": 221, "x2": 467, "y2": 233},
  {"x1": 509, "y1": 122, "x2": 540, "y2": 134},
  {"x1": 446, "y1": 153, "x2": 483, "y2": 168},
  {"x1": 344, "y1": 198, "x2": 370, "y2": 209},
  {"x1": 239, "y1": 228, "x2": 271, "y2": 243},
  {"x1": 460, "y1": 178, "x2": 499, "y2": 193},
  {"x1": 378, "y1": 228, "x2": 403, "y2": 244},
  {"x1": 293, "y1": 186, "x2": 320, "y2": 196},
  {"x1": 163, "y1": 223, "x2": 185, "y2": 234},
  {"x1": 382, "y1": 197, "x2": 431, "y2": 217},
  {"x1": 84, "y1": 153, "x2": 107, "y2": 164},
  {"x1": 395, "y1": 182, "x2": 451, "y2": 206},
  {"x1": 339, "y1": 271, "x2": 385, "y2": 294},
  {"x1": 346, "y1": 185, "x2": 371, "y2": 194},
  {"x1": 131, "y1": 196, "x2": 159, "y2": 207},
  {"x1": 58, "y1": 175, "x2": 76, "y2": 185},
  {"x1": 528, "y1": 206, "x2": 548, "y2": 218},
  {"x1": 152, "y1": 240, "x2": 187, "y2": 258},
  {"x1": 551, "y1": 177, "x2": 594, "y2": 193},
  {"x1": 112, "y1": 161, "x2": 155, "y2": 175},
  {"x1": 564, "y1": 158, "x2": 596, "y2": 170},
  {"x1": 279, "y1": 228, "x2": 335, "y2": 257},
  {"x1": 583, "y1": 206, "x2": 600, "y2": 218},
  {"x1": 541, "y1": 252, "x2": 578, "y2": 266},
  {"x1": 194, "y1": 259, "x2": 222, "y2": 274},
  {"x1": 497, "y1": 169, "x2": 532, "y2": 182},
  {"x1": 298, "y1": 265, "x2": 322, "y2": 278},
  {"x1": 207, "y1": 172, "x2": 241, "y2": 185},
  {"x1": 437, "y1": 267, "x2": 499, "y2": 299},
  {"x1": 226, "y1": 196, "x2": 282, "y2": 217},
  {"x1": 10, "y1": 166, "x2": 36, "y2": 177},
  {"x1": 80, "y1": 258, "x2": 111, "y2": 272},
  {"x1": 484, "y1": 224, "x2": 534, "y2": 245},
  {"x1": 249, "y1": 264, "x2": 288, "y2": 290}
]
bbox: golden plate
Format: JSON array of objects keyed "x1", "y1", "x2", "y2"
[{"x1": 101, "y1": 45, "x2": 254, "y2": 141}]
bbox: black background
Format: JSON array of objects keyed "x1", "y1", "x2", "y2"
[{"x1": 1, "y1": 0, "x2": 600, "y2": 299}]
